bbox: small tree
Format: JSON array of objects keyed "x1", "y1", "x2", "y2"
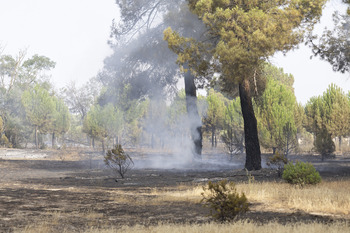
[
  {"x1": 104, "y1": 144, "x2": 134, "y2": 180},
  {"x1": 21, "y1": 85, "x2": 55, "y2": 149},
  {"x1": 201, "y1": 180, "x2": 249, "y2": 222},
  {"x1": 266, "y1": 152, "x2": 288, "y2": 177},
  {"x1": 221, "y1": 98, "x2": 244, "y2": 160},
  {"x1": 314, "y1": 128, "x2": 335, "y2": 161}
]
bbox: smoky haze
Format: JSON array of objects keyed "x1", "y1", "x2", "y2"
[{"x1": 95, "y1": 0, "x2": 240, "y2": 170}]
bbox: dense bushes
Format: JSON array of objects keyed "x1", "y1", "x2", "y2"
[
  {"x1": 201, "y1": 180, "x2": 249, "y2": 222},
  {"x1": 282, "y1": 161, "x2": 321, "y2": 186}
]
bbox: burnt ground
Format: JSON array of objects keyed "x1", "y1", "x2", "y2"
[{"x1": 0, "y1": 149, "x2": 349, "y2": 232}]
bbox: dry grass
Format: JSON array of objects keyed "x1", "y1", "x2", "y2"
[
  {"x1": 107, "y1": 180, "x2": 350, "y2": 216},
  {"x1": 108, "y1": 180, "x2": 350, "y2": 216},
  {"x1": 107, "y1": 185, "x2": 203, "y2": 205},
  {"x1": 11, "y1": 179, "x2": 350, "y2": 232},
  {"x1": 19, "y1": 221, "x2": 350, "y2": 233},
  {"x1": 237, "y1": 180, "x2": 350, "y2": 216}
]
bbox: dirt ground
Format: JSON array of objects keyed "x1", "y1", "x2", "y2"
[{"x1": 0, "y1": 148, "x2": 349, "y2": 232}]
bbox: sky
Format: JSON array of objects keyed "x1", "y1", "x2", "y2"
[
  {"x1": 0, "y1": 0, "x2": 118, "y2": 88},
  {"x1": 0, "y1": 0, "x2": 349, "y2": 105}
]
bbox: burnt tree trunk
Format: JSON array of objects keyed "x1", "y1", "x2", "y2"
[
  {"x1": 52, "y1": 132, "x2": 56, "y2": 148},
  {"x1": 239, "y1": 79, "x2": 261, "y2": 170},
  {"x1": 184, "y1": 69, "x2": 202, "y2": 159},
  {"x1": 211, "y1": 128, "x2": 215, "y2": 148}
]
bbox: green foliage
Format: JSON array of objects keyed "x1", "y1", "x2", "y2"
[
  {"x1": 314, "y1": 128, "x2": 335, "y2": 160},
  {"x1": 201, "y1": 180, "x2": 249, "y2": 222},
  {"x1": 282, "y1": 161, "x2": 321, "y2": 186},
  {"x1": 21, "y1": 85, "x2": 55, "y2": 149},
  {"x1": 203, "y1": 89, "x2": 226, "y2": 148},
  {"x1": 255, "y1": 77, "x2": 298, "y2": 154},
  {"x1": 50, "y1": 97, "x2": 71, "y2": 147},
  {"x1": 104, "y1": 144, "x2": 134, "y2": 179},
  {"x1": 305, "y1": 84, "x2": 350, "y2": 155},
  {"x1": 165, "y1": 0, "x2": 326, "y2": 86},
  {"x1": 266, "y1": 152, "x2": 289, "y2": 177},
  {"x1": 21, "y1": 85, "x2": 55, "y2": 129},
  {"x1": 309, "y1": 8, "x2": 350, "y2": 73},
  {"x1": 221, "y1": 97, "x2": 244, "y2": 158},
  {"x1": 165, "y1": 0, "x2": 325, "y2": 170},
  {"x1": 322, "y1": 84, "x2": 350, "y2": 139}
]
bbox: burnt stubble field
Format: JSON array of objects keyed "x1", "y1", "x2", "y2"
[{"x1": 0, "y1": 148, "x2": 349, "y2": 232}]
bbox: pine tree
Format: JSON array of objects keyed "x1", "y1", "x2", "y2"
[{"x1": 165, "y1": 0, "x2": 326, "y2": 170}]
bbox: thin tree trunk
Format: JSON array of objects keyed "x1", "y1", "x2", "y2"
[
  {"x1": 102, "y1": 138, "x2": 105, "y2": 154},
  {"x1": 339, "y1": 136, "x2": 342, "y2": 153},
  {"x1": 239, "y1": 79, "x2": 261, "y2": 170},
  {"x1": 184, "y1": 69, "x2": 202, "y2": 159},
  {"x1": 211, "y1": 129, "x2": 215, "y2": 148},
  {"x1": 215, "y1": 134, "x2": 217, "y2": 148},
  {"x1": 52, "y1": 132, "x2": 55, "y2": 148},
  {"x1": 35, "y1": 126, "x2": 38, "y2": 149}
]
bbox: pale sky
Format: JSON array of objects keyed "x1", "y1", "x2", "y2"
[
  {"x1": 0, "y1": 0, "x2": 118, "y2": 88},
  {"x1": 0, "y1": 0, "x2": 349, "y2": 105}
]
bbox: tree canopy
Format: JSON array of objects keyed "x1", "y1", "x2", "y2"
[{"x1": 165, "y1": 0, "x2": 326, "y2": 170}]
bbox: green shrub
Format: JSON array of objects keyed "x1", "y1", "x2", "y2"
[
  {"x1": 201, "y1": 180, "x2": 249, "y2": 222},
  {"x1": 282, "y1": 161, "x2": 321, "y2": 186}
]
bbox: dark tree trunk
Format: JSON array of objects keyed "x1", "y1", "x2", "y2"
[
  {"x1": 184, "y1": 69, "x2": 202, "y2": 159},
  {"x1": 52, "y1": 132, "x2": 55, "y2": 148},
  {"x1": 239, "y1": 79, "x2": 261, "y2": 170},
  {"x1": 211, "y1": 129, "x2": 215, "y2": 148},
  {"x1": 339, "y1": 136, "x2": 342, "y2": 153},
  {"x1": 272, "y1": 147, "x2": 277, "y2": 155}
]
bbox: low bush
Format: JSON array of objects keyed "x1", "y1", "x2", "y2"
[
  {"x1": 201, "y1": 180, "x2": 249, "y2": 222},
  {"x1": 104, "y1": 144, "x2": 134, "y2": 180},
  {"x1": 282, "y1": 161, "x2": 321, "y2": 186}
]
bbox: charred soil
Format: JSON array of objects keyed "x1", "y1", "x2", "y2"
[{"x1": 0, "y1": 149, "x2": 349, "y2": 232}]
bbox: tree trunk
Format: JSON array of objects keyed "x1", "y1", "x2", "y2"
[
  {"x1": 215, "y1": 134, "x2": 217, "y2": 148},
  {"x1": 102, "y1": 138, "x2": 105, "y2": 154},
  {"x1": 272, "y1": 147, "x2": 277, "y2": 155},
  {"x1": 52, "y1": 132, "x2": 55, "y2": 148},
  {"x1": 239, "y1": 79, "x2": 261, "y2": 170},
  {"x1": 35, "y1": 126, "x2": 38, "y2": 149},
  {"x1": 339, "y1": 136, "x2": 342, "y2": 153},
  {"x1": 184, "y1": 69, "x2": 202, "y2": 159},
  {"x1": 211, "y1": 128, "x2": 215, "y2": 148}
]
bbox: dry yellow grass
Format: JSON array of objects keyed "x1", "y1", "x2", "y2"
[
  {"x1": 108, "y1": 180, "x2": 350, "y2": 216},
  {"x1": 19, "y1": 221, "x2": 350, "y2": 233},
  {"x1": 155, "y1": 180, "x2": 350, "y2": 216},
  {"x1": 13, "y1": 180, "x2": 350, "y2": 232},
  {"x1": 237, "y1": 180, "x2": 350, "y2": 215}
]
